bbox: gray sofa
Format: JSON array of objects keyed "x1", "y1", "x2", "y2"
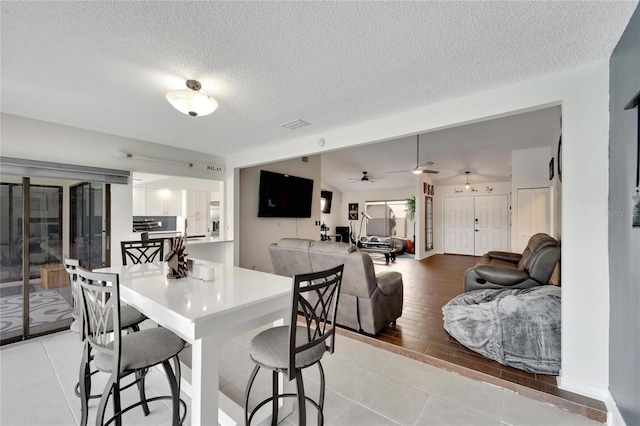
[
  {"x1": 464, "y1": 233, "x2": 560, "y2": 292},
  {"x1": 269, "y1": 238, "x2": 403, "y2": 335}
]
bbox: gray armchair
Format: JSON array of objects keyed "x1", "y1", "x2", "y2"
[{"x1": 464, "y1": 233, "x2": 560, "y2": 292}]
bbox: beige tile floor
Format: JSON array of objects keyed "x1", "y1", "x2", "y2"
[{"x1": 0, "y1": 323, "x2": 602, "y2": 426}]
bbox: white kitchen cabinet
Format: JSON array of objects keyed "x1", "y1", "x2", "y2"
[
  {"x1": 186, "y1": 190, "x2": 210, "y2": 235},
  {"x1": 132, "y1": 187, "x2": 146, "y2": 216},
  {"x1": 146, "y1": 188, "x2": 183, "y2": 216},
  {"x1": 186, "y1": 215, "x2": 209, "y2": 235},
  {"x1": 186, "y1": 191, "x2": 210, "y2": 217}
]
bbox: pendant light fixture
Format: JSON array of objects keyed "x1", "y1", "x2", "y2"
[
  {"x1": 166, "y1": 80, "x2": 218, "y2": 117},
  {"x1": 464, "y1": 171, "x2": 471, "y2": 190}
]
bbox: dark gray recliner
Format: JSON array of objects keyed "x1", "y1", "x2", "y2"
[{"x1": 464, "y1": 233, "x2": 560, "y2": 292}]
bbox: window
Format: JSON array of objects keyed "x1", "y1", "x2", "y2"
[{"x1": 364, "y1": 200, "x2": 407, "y2": 238}]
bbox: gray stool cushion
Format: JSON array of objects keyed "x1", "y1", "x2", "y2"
[
  {"x1": 120, "y1": 305, "x2": 146, "y2": 329},
  {"x1": 94, "y1": 327, "x2": 185, "y2": 372},
  {"x1": 72, "y1": 305, "x2": 144, "y2": 334},
  {"x1": 249, "y1": 326, "x2": 326, "y2": 370}
]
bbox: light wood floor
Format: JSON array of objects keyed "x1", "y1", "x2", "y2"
[{"x1": 336, "y1": 253, "x2": 607, "y2": 423}]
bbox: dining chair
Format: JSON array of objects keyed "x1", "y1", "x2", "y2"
[
  {"x1": 64, "y1": 258, "x2": 83, "y2": 335},
  {"x1": 243, "y1": 264, "x2": 344, "y2": 426},
  {"x1": 76, "y1": 266, "x2": 186, "y2": 426},
  {"x1": 120, "y1": 240, "x2": 164, "y2": 265},
  {"x1": 65, "y1": 258, "x2": 148, "y2": 401}
]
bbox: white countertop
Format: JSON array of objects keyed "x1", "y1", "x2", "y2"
[
  {"x1": 97, "y1": 260, "x2": 290, "y2": 340},
  {"x1": 127, "y1": 232, "x2": 233, "y2": 245},
  {"x1": 185, "y1": 237, "x2": 233, "y2": 245}
]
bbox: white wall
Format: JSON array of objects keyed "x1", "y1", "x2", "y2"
[
  {"x1": 434, "y1": 181, "x2": 512, "y2": 254},
  {"x1": 238, "y1": 155, "x2": 321, "y2": 273},
  {"x1": 1, "y1": 113, "x2": 226, "y2": 267},
  {"x1": 226, "y1": 62, "x2": 612, "y2": 399},
  {"x1": 511, "y1": 147, "x2": 552, "y2": 188}
]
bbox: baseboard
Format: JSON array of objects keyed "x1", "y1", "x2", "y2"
[
  {"x1": 603, "y1": 392, "x2": 627, "y2": 426},
  {"x1": 557, "y1": 375, "x2": 609, "y2": 400},
  {"x1": 556, "y1": 376, "x2": 629, "y2": 424}
]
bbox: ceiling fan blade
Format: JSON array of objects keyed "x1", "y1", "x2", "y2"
[
  {"x1": 419, "y1": 161, "x2": 435, "y2": 167},
  {"x1": 385, "y1": 169, "x2": 410, "y2": 174},
  {"x1": 422, "y1": 169, "x2": 440, "y2": 174}
]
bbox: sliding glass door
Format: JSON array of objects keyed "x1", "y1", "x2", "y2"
[
  {"x1": 70, "y1": 182, "x2": 109, "y2": 270},
  {"x1": 0, "y1": 175, "x2": 110, "y2": 344}
]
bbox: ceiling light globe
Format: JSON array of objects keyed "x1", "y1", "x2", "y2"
[
  {"x1": 166, "y1": 89, "x2": 218, "y2": 117},
  {"x1": 412, "y1": 167, "x2": 423, "y2": 175},
  {"x1": 465, "y1": 182, "x2": 471, "y2": 190}
]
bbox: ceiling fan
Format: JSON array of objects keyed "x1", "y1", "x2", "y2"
[
  {"x1": 386, "y1": 134, "x2": 440, "y2": 175},
  {"x1": 348, "y1": 171, "x2": 381, "y2": 183}
]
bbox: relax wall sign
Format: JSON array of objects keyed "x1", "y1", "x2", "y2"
[{"x1": 195, "y1": 163, "x2": 224, "y2": 174}]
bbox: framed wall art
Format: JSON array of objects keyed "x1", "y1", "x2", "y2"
[{"x1": 348, "y1": 203, "x2": 358, "y2": 221}]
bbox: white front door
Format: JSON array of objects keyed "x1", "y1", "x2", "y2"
[
  {"x1": 474, "y1": 195, "x2": 509, "y2": 255},
  {"x1": 444, "y1": 197, "x2": 475, "y2": 255}
]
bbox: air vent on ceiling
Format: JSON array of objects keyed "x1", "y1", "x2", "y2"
[{"x1": 281, "y1": 119, "x2": 310, "y2": 130}]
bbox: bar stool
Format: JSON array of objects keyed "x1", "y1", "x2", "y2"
[
  {"x1": 244, "y1": 264, "x2": 344, "y2": 426},
  {"x1": 76, "y1": 266, "x2": 186, "y2": 426},
  {"x1": 65, "y1": 258, "x2": 148, "y2": 402}
]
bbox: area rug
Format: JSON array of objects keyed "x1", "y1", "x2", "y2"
[
  {"x1": 0, "y1": 290, "x2": 72, "y2": 337},
  {"x1": 397, "y1": 253, "x2": 415, "y2": 259}
]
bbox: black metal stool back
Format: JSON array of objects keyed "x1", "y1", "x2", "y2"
[
  {"x1": 120, "y1": 240, "x2": 164, "y2": 265},
  {"x1": 244, "y1": 264, "x2": 344, "y2": 426}
]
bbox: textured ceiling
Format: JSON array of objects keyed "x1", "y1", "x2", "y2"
[{"x1": 1, "y1": 1, "x2": 637, "y2": 189}]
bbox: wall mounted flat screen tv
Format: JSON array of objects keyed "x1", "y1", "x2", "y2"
[{"x1": 258, "y1": 170, "x2": 314, "y2": 218}]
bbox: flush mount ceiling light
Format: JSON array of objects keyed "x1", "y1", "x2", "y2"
[
  {"x1": 166, "y1": 80, "x2": 218, "y2": 117},
  {"x1": 464, "y1": 171, "x2": 471, "y2": 190}
]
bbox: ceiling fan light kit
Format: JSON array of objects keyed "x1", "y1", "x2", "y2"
[
  {"x1": 348, "y1": 171, "x2": 380, "y2": 183},
  {"x1": 166, "y1": 79, "x2": 218, "y2": 117},
  {"x1": 385, "y1": 134, "x2": 439, "y2": 175}
]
